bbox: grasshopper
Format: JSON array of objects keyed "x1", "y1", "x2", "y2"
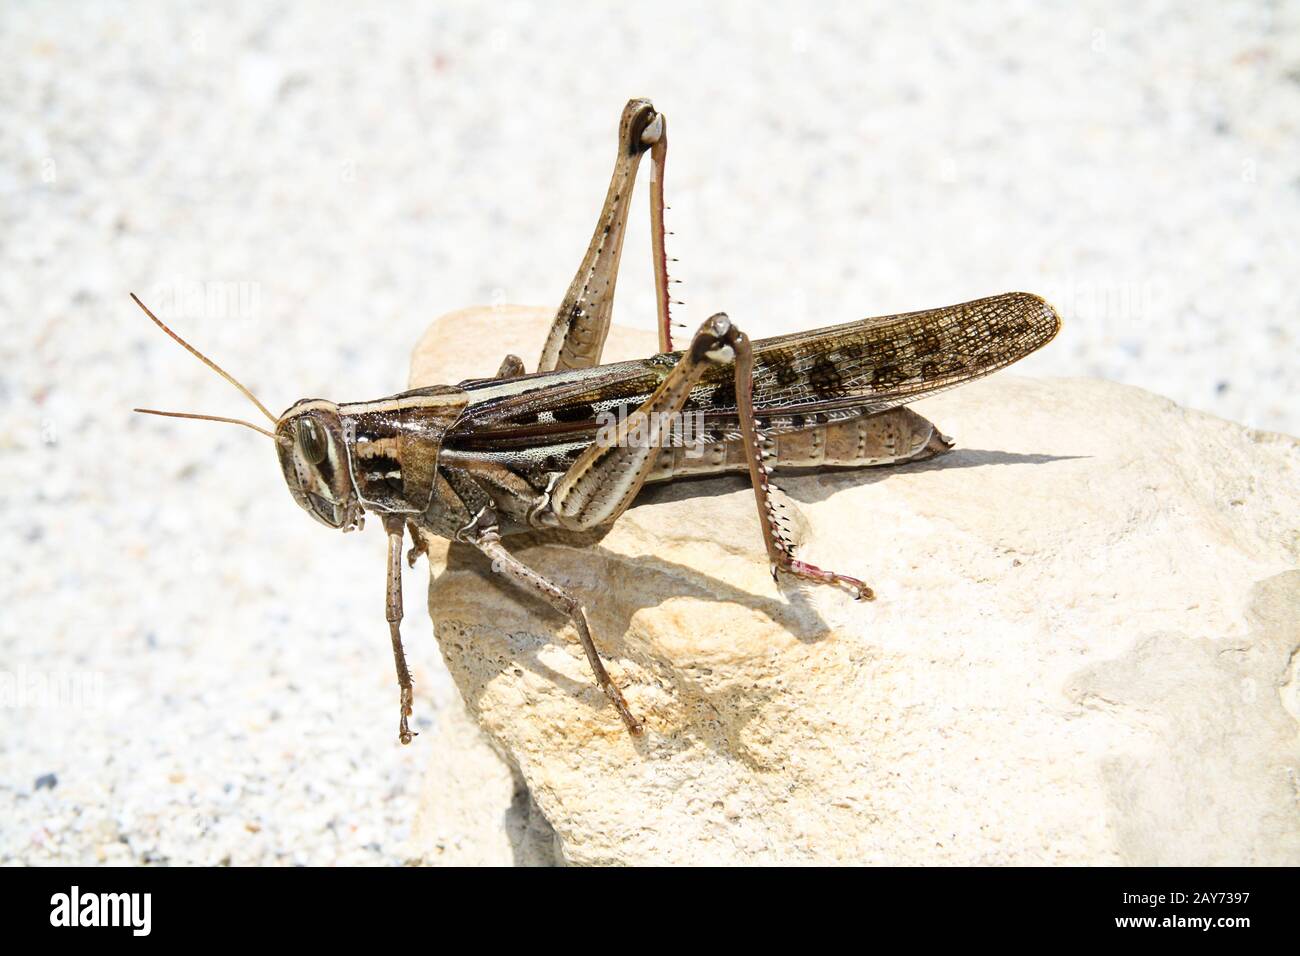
[{"x1": 135, "y1": 98, "x2": 1060, "y2": 742}]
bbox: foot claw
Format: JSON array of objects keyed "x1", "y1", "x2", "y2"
[
  {"x1": 406, "y1": 538, "x2": 429, "y2": 568},
  {"x1": 605, "y1": 686, "x2": 643, "y2": 736},
  {"x1": 398, "y1": 710, "x2": 418, "y2": 745},
  {"x1": 397, "y1": 687, "x2": 417, "y2": 744},
  {"x1": 780, "y1": 559, "x2": 874, "y2": 602},
  {"x1": 619, "y1": 709, "x2": 644, "y2": 736}
]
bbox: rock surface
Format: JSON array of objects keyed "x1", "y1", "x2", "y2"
[{"x1": 408, "y1": 306, "x2": 1300, "y2": 866}]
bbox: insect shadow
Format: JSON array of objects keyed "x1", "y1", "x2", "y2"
[
  {"x1": 433, "y1": 523, "x2": 834, "y2": 757},
  {"x1": 431, "y1": 447, "x2": 1081, "y2": 750},
  {"x1": 632, "y1": 447, "x2": 1083, "y2": 508},
  {"x1": 439, "y1": 528, "x2": 831, "y2": 646}
]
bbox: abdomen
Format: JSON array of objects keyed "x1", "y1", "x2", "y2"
[{"x1": 645, "y1": 406, "x2": 951, "y2": 481}]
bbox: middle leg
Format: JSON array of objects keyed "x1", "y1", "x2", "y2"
[
  {"x1": 472, "y1": 526, "x2": 642, "y2": 735},
  {"x1": 727, "y1": 326, "x2": 875, "y2": 600}
]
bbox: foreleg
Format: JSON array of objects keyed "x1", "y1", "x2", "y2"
[{"x1": 382, "y1": 514, "x2": 418, "y2": 744}]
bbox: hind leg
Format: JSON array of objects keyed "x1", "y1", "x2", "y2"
[
  {"x1": 538, "y1": 98, "x2": 680, "y2": 372},
  {"x1": 544, "y1": 313, "x2": 737, "y2": 531}
]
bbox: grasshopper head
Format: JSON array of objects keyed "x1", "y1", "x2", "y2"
[
  {"x1": 130, "y1": 294, "x2": 363, "y2": 532},
  {"x1": 276, "y1": 401, "x2": 362, "y2": 531}
]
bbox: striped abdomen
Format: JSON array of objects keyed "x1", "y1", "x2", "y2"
[{"x1": 645, "y1": 406, "x2": 950, "y2": 482}]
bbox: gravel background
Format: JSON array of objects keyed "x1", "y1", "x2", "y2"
[{"x1": 2, "y1": 1, "x2": 1297, "y2": 864}]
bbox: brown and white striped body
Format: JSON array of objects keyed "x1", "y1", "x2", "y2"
[{"x1": 135, "y1": 97, "x2": 1061, "y2": 742}]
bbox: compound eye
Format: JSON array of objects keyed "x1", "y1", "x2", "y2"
[{"x1": 297, "y1": 418, "x2": 328, "y2": 465}]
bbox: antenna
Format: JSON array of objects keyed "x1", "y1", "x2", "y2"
[
  {"x1": 132, "y1": 407, "x2": 280, "y2": 440},
  {"x1": 130, "y1": 293, "x2": 278, "y2": 425}
]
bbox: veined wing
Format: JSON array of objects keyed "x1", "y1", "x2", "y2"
[
  {"x1": 745, "y1": 291, "x2": 1060, "y2": 410},
  {"x1": 446, "y1": 292, "x2": 1060, "y2": 450}
]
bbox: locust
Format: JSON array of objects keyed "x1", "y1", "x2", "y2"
[{"x1": 134, "y1": 98, "x2": 1061, "y2": 742}]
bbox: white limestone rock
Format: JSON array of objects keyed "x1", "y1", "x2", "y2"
[{"x1": 407, "y1": 306, "x2": 1300, "y2": 865}]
